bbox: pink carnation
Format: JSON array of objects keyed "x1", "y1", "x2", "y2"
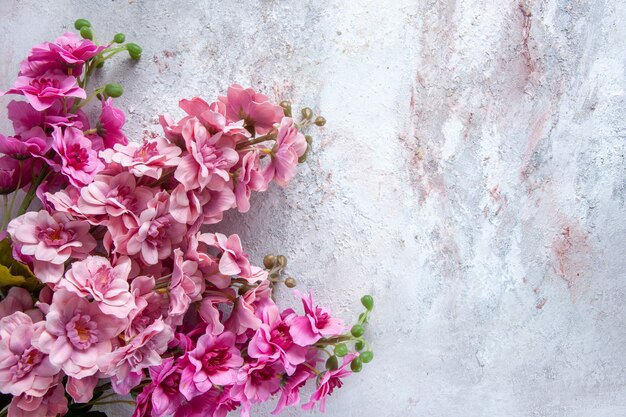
[
  {"x1": 58, "y1": 256, "x2": 136, "y2": 318},
  {"x1": 289, "y1": 290, "x2": 345, "y2": 346},
  {"x1": 3, "y1": 73, "x2": 85, "y2": 111},
  {"x1": 262, "y1": 117, "x2": 307, "y2": 187},
  {"x1": 219, "y1": 84, "x2": 284, "y2": 135},
  {"x1": 7, "y1": 210, "x2": 96, "y2": 284},
  {"x1": 52, "y1": 125, "x2": 104, "y2": 187}
]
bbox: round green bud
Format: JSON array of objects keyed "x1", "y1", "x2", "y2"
[
  {"x1": 263, "y1": 254, "x2": 276, "y2": 269},
  {"x1": 358, "y1": 312, "x2": 368, "y2": 324},
  {"x1": 314, "y1": 116, "x2": 326, "y2": 126},
  {"x1": 284, "y1": 277, "x2": 297, "y2": 288},
  {"x1": 325, "y1": 356, "x2": 338, "y2": 371},
  {"x1": 350, "y1": 357, "x2": 363, "y2": 372},
  {"x1": 334, "y1": 343, "x2": 348, "y2": 357},
  {"x1": 301, "y1": 107, "x2": 313, "y2": 120},
  {"x1": 104, "y1": 83, "x2": 123, "y2": 98},
  {"x1": 126, "y1": 43, "x2": 142, "y2": 60},
  {"x1": 113, "y1": 33, "x2": 126, "y2": 44},
  {"x1": 351, "y1": 325, "x2": 365, "y2": 338},
  {"x1": 95, "y1": 60, "x2": 104, "y2": 68},
  {"x1": 79, "y1": 26, "x2": 94, "y2": 40},
  {"x1": 361, "y1": 295, "x2": 374, "y2": 310},
  {"x1": 74, "y1": 19, "x2": 91, "y2": 30},
  {"x1": 355, "y1": 340, "x2": 365, "y2": 351},
  {"x1": 360, "y1": 351, "x2": 374, "y2": 363}
]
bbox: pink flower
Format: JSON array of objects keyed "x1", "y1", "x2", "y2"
[
  {"x1": 66, "y1": 374, "x2": 98, "y2": 403},
  {"x1": 52, "y1": 126, "x2": 104, "y2": 187},
  {"x1": 272, "y1": 365, "x2": 315, "y2": 414},
  {"x1": 98, "y1": 98, "x2": 128, "y2": 148},
  {"x1": 230, "y1": 361, "x2": 283, "y2": 407},
  {"x1": 7, "y1": 100, "x2": 90, "y2": 135},
  {"x1": 168, "y1": 249, "x2": 204, "y2": 325},
  {"x1": 121, "y1": 191, "x2": 186, "y2": 265},
  {"x1": 169, "y1": 184, "x2": 235, "y2": 226},
  {"x1": 0, "y1": 127, "x2": 50, "y2": 160},
  {"x1": 179, "y1": 97, "x2": 249, "y2": 140},
  {"x1": 34, "y1": 289, "x2": 126, "y2": 378},
  {"x1": 226, "y1": 281, "x2": 272, "y2": 335},
  {"x1": 174, "y1": 119, "x2": 239, "y2": 191},
  {"x1": 289, "y1": 290, "x2": 345, "y2": 346},
  {"x1": 26, "y1": 32, "x2": 105, "y2": 76},
  {"x1": 100, "y1": 137, "x2": 181, "y2": 179},
  {"x1": 219, "y1": 84, "x2": 284, "y2": 135},
  {"x1": 262, "y1": 117, "x2": 307, "y2": 187},
  {"x1": 179, "y1": 330, "x2": 243, "y2": 400},
  {"x1": 7, "y1": 211, "x2": 96, "y2": 284},
  {"x1": 302, "y1": 354, "x2": 356, "y2": 412},
  {"x1": 125, "y1": 276, "x2": 164, "y2": 339},
  {"x1": 0, "y1": 157, "x2": 21, "y2": 194},
  {"x1": 148, "y1": 357, "x2": 185, "y2": 417},
  {"x1": 199, "y1": 233, "x2": 267, "y2": 283},
  {"x1": 0, "y1": 312, "x2": 60, "y2": 397},
  {"x1": 3, "y1": 73, "x2": 85, "y2": 111},
  {"x1": 233, "y1": 151, "x2": 267, "y2": 213},
  {"x1": 0, "y1": 287, "x2": 43, "y2": 322},
  {"x1": 58, "y1": 256, "x2": 136, "y2": 318},
  {"x1": 7, "y1": 383, "x2": 68, "y2": 417},
  {"x1": 248, "y1": 304, "x2": 307, "y2": 375}
]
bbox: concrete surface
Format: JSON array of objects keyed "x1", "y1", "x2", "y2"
[{"x1": 0, "y1": 1, "x2": 625, "y2": 416}]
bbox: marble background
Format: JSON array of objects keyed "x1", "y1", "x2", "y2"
[{"x1": 1, "y1": 0, "x2": 625, "y2": 416}]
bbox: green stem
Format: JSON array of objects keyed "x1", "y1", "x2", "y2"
[
  {"x1": 6, "y1": 160, "x2": 24, "y2": 222},
  {"x1": 72, "y1": 88, "x2": 104, "y2": 112},
  {"x1": 89, "y1": 400, "x2": 136, "y2": 407},
  {"x1": 100, "y1": 47, "x2": 127, "y2": 61},
  {"x1": 16, "y1": 166, "x2": 49, "y2": 216},
  {"x1": 1, "y1": 194, "x2": 8, "y2": 231}
]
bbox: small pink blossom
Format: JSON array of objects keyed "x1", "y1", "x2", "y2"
[
  {"x1": 24, "y1": 32, "x2": 106, "y2": 76},
  {"x1": 7, "y1": 210, "x2": 96, "y2": 284},
  {"x1": 168, "y1": 249, "x2": 204, "y2": 325},
  {"x1": 179, "y1": 97, "x2": 249, "y2": 140},
  {"x1": 7, "y1": 383, "x2": 68, "y2": 417},
  {"x1": 262, "y1": 117, "x2": 307, "y2": 187},
  {"x1": 66, "y1": 374, "x2": 98, "y2": 403},
  {"x1": 199, "y1": 233, "x2": 267, "y2": 283},
  {"x1": 272, "y1": 365, "x2": 316, "y2": 414},
  {"x1": 233, "y1": 151, "x2": 267, "y2": 213},
  {"x1": 231, "y1": 360, "x2": 283, "y2": 406},
  {"x1": 58, "y1": 256, "x2": 136, "y2": 318},
  {"x1": 219, "y1": 84, "x2": 284, "y2": 135},
  {"x1": 226, "y1": 280, "x2": 272, "y2": 335},
  {"x1": 289, "y1": 290, "x2": 345, "y2": 346},
  {"x1": 100, "y1": 137, "x2": 181, "y2": 179},
  {"x1": 98, "y1": 98, "x2": 128, "y2": 148},
  {"x1": 169, "y1": 185, "x2": 235, "y2": 226},
  {"x1": 302, "y1": 354, "x2": 356, "y2": 412},
  {"x1": 7, "y1": 100, "x2": 90, "y2": 135},
  {"x1": 148, "y1": 357, "x2": 185, "y2": 417},
  {"x1": 3, "y1": 73, "x2": 86, "y2": 111},
  {"x1": 0, "y1": 157, "x2": 21, "y2": 195},
  {"x1": 0, "y1": 287, "x2": 42, "y2": 322},
  {"x1": 52, "y1": 126, "x2": 104, "y2": 187},
  {"x1": 0, "y1": 127, "x2": 50, "y2": 160}
]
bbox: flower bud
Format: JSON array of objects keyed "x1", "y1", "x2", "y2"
[
  {"x1": 361, "y1": 295, "x2": 374, "y2": 310},
  {"x1": 305, "y1": 135, "x2": 313, "y2": 145},
  {"x1": 351, "y1": 325, "x2": 365, "y2": 338},
  {"x1": 326, "y1": 356, "x2": 339, "y2": 371},
  {"x1": 126, "y1": 43, "x2": 142, "y2": 60},
  {"x1": 284, "y1": 277, "x2": 297, "y2": 288},
  {"x1": 355, "y1": 341, "x2": 365, "y2": 351},
  {"x1": 96, "y1": 60, "x2": 104, "y2": 68},
  {"x1": 276, "y1": 255, "x2": 287, "y2": 268},
  {"x1": 301, "y1": 107, "x2": 313, "y2": 120},
  {"x1": 350, "y1": 356, "x2": 363, "y2": 372},
  {"x1": 80, "y1": 26, "x2": 94, "y2": 40},
  {"x1": 104, "y1": 83, "x2": 123, "y2": 98},
  {"x1": 113, "y1": 33, "x2": 126, "y2": 43},
  {"x1": 263, "y1": 254, "x2": 276, "y2": 268},
  {"x1": 334, "y1": 343, "x2": 348, "y2": 357},
  {"x1": 314, "y1": 116, "x2": 327, "y2": 126},
  {"x1": 360, "y1": 351, "x2": 374, "y2": 363},
  {"x1": 280, "y1": 101, "x2": 292, "y2": 117},
  {"x1": 298, "y1": 153, "x2": 307, "y2": 164},
  {"x1": 74, "y1": 19, "x2": 91, "y2": 30}
]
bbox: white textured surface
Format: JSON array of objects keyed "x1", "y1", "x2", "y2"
[{"x1": 1, "y1": 1, "x2": 625, "y2": 416}]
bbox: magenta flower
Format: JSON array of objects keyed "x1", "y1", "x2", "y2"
[
  {"x1": 174, "y1": 119, "x2": 239, "y2": 191},
  {"x1": 101, "y1": 137, "x2": 181, "y2": 179},
  {"x1": 0, "y1": 312, "x2": 60, "y2": 397},
  {"x1": 289, "y1": 290, "x2": 345, "y2": 346},
  {"x1": 3, "y1": 73, "x2": 85, "y2": 111},
  {"x1": 230, "y1": 361, "x2": 283, "y2": 406},
  {"x1": 58, "y1": 256, "x2": 136, "y2": 318},
  {"x1": 0, "y1": 157, "x2": 21, "y2": 195},
  {"x1": 272, "y1": 365, "x2": 316, "y2": 414},
  {"x1": 219, "y1": 84, "x2": 284, "y2": 135},
  {"x1": 26, "y1": 32, "x2": 105, "y2": 76},
  {"x1": 262, "y1": 117, "x2": 307, "y2": 187},
  {"x1": 34, "y1": 289, "x2": 126, "y2": 378},
  {"x1": 147, "y1": 357, "x2": 185, "y2": 417},
  {"x1": 179, "y1": 330, "x2": 243, "y2": 400},
  {"x1": 226, "y1": 280, "x2": 272, "y2": 335},
  {"x1": 302, "y1": 354, "x2": 356, "y2": 412},
  {"x1": 98, "y1": 98, "x2": 128, "y2": 148},
  {"x1": 7, "y1": 100, "x2": 90, "y2": 135},
  {"x1": 0, "y1": 126, "x2": 50, "y2": 160},
  {"x1": 52, "y1": 126, "x2": 104, "y2": 187},
  {"x1": 7, "y1": 210, "x2": 96, "y2": 284},
  {"x1": 7, "y1": 383, "x2": 68, "y2": 417},
  {"x1": 233, "y1": 151, "x2": 267, "y2": 213}
]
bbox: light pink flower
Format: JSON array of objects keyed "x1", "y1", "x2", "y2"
[
  {"x1": 98, "y1": 98, "x2": 128, "y2": 148},
  {"x1": 169, "y1": 184, "x2": 234, "y2": 225},
  {"x1": 262, "y1": 117, "x2": 307, "y2": 187},
  {"x1": 289, "y1": 290, "x2": 345, "y2": 346},
  {"x1": 219, "y1": 84, "x2": 284, "y2": 135},
  {"x1": 233, "y1": 151, "x2": 267, "y2": 213},
  {"x1": 34, "y1": 289, "x2": 126, "y2": 378},
  {"x1": 272, "y1": 365, "x2": 316, "y2": 414},
  {"x1": 125, "y1": 275, "x2": 164, "y2": 339},
  {"x1": 3, "y1": 73, "x2": 85, "y2": 111},
  {"x1": 199, "y1": 233, "x2": 267, "y2": 282},
  {"x1": 7, "y1": 383, "x2": 68, "y2": 417},
  {"x1": 302, "y1": 354, "x2": 356, "y2": 412},
  {"x1": 0, "y1": 287, "x2": 42, "y2": 322},
  {"x1": 66, "y1": 374, "x2": 98, "y2": 403},
  {"x1": 58, "y1": 256, "x2": 136, "y2": 318},
  {"x1": 100, "y1": 137, "x2": 181, "y2": 179},
  {"x1": 175, "y1": 119, "x2": 239, "y2": 191},
  {"x1": 226, "y1": 280, "x2": 272, "y2": 335},
  {"x1": 52, "y1": 126, "x2": 104, "y2": 187},
  {"x1": 0, "y1": 312, "x2": 60, "y2": 397},
  {"x1": 179, "y1": 330, "x2": 243, "y2": 400},
  {"x1": 179, "y1": 97, "x2": 249, "y2": 140},
  {"x1": 168, "y1": 249, "x2": 204, "y2": 325},
  {"x1": 0, "y1": 126, "x2": 50, "y2": 160},
  {"x1": 7, "y1": 211, "x2": 96, "y2": 284}
]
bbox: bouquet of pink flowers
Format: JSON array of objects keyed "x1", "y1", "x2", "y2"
[{"x1": 0, "y1": 19, "x2": 374, "y2": 417}]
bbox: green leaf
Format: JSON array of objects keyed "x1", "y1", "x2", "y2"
[{"x1": 0, "y1": 238, "x2": 42, "y2": 291}]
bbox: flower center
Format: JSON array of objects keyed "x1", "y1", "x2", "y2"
[
  {"x1": 201, "y1": 348, "x2": 231, "y2": 373},
  {"x1": 38, "y1": 225, "x2": 73, "y2": 246},
  {"x1": 67, "y1": 143, "x2": 89, "y2": 167},
  {"x1": 66, "y1": 313, "x2": 99, "y2": 350},
  {"x1": 12, "y1": 347, "x2": 45, "y2": 379},
  {"x1": 31, "y1": 77, "x2": 60, "y2": 91},
  {"x1": 315, "y1": 307, "x2": 330, "y2": 328},
  {"x1": 270, "y1": 323, "x2": 293, "y2": 350},
  {"x1": 134, "y1": 142, "x2": 158, "y2": 162}
]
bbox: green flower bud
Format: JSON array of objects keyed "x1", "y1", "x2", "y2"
[
  {"x1": 351, "y1": 325, "x2": 365, "y2": 338},
  {"x1": 325, "y1": 356, "x2": 338, "y2": 371},
  {"x1": 113, "y1": 33, "x2": 126, "y2": 44},
  {"x1": 301, "y1": 107, "x2": 313, "y2": 120},
  {"x1": 314, "y1": 116, "x2": 326, "y2": 126},
  {"x1": 104, "y1": 83, "x2": 123, "y2": 98},
  {"x1": 263, "y1": 254, "x2": 276, "y2": 268},
  {"x1": 334, "y1": 343, "x2": 348, "y2": 357},
  {"x1": 350, "y1": 357, "x2": 363, "y2": 372},
  {"x1": 284, "y1": 277, "x2": 297, "y2": 288},
  {"x1": 355, "y1": 340, "x2": 365, "y2": 351},
  {"x1": 74, "y1": 19, "x2": 91, "y2": 30},
  {"x1": 95, "y1": 60, "x2": 104, "y2": 68},
  {"x1": 80, "y1": 26, "x2": 94, "y2": 40},
  {"x1": 361, "y1": 295, "x2": 374, "y2": 310},
  {"x1": 361, "y1": 351, "x2": 374, "y2": 363},
  {"x1": 126, "y1": 43, "x2": 142, "y2": 60}
]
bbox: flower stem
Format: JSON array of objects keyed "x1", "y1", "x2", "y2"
[
  {"x1": 16, "y1": 165, "x2": 49, "y2": 216},
  {"x1": 235, "y1": 132, "x2": 276, "y2": 150},
  {"x1": 1, "y1": 194, "x2": 9, "y2": 231},
  {"x1": 5, "y1": 160, "x2": 24, "y2": 224}
]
